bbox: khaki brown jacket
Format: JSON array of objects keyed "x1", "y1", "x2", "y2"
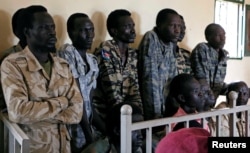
[{"x1": 1, "y1": 47, "x2": 83, "y2": 153}]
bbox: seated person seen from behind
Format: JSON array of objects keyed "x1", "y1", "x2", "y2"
[
  {"x1": 82, "y1": 102, "x2": 143, "y2": 153},
  {"x1": 156, "y1": 128, "x2": 210, "y2": 153},
  {"x1": 165, "y1": 73, "x2": 204, "y2": 131},
  {"x1": 208, "y1": 81, "x2": 249, "y2": 137}
]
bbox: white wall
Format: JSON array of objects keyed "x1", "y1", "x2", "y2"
[{"x1": 0, "y1": 0, "x2": 250, "y2": 85}]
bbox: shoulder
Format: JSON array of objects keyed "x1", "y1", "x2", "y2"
[
  {"x1": 94, "y1": 40, "x2": 113, "y2": 61},
  {"x1": 191, "y1": 42, "x2": 209, "y2": 57},
  {"x1": 51, "y1": 53, "x2": 69, "y2": 65},
  {"x1": 193, "y1": 42, "x2": 209, "y2": 51},
  {"x1": 2, "y1": 49, "x2": 26, "y2": 64},
  {"x1": 57, "y1": 44, "x2": 77, "y2": 55},
  {"x1": 180, "y1": 48, "x2": 191, "y2": 56},
  {"x1": 141, "y1": 30, "x2": 158, "y2": 41}
]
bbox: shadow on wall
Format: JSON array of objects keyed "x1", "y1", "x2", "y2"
[
  {"x1": 53, "y1": 15, "x2": 66, "y2": 49},
  {"x1": 0, "y1": 10, "x2": 13, "y2": 53},
  {"x1": 131, "y1": 11, "x2": 142, "y2": 49},
  {"x1": 91, "y1": 11, "x2": 107, "y2": 53}
]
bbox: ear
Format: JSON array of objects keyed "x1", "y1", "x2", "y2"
[
  {"x1": 111, "y1": 28, "x2": 117, "y2": 37},
  {"x1": 23, "y1": 27, "x2": 30, "y2": 38},
  {"x1": 177, "y1": 94, "x2": 185, "y2": 104}
]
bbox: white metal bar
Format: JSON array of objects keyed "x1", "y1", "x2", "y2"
[
  {"x1": 146, "y1": 128, "x2": 152, "y2": 153},
  {"x1": 120, "y1": 105, "x2": 132, "y2": 153},
  {"x1": 9, "y1": 132, "x2": 14, "y2": 153},
  {"x1": 120, "y1": 91, "x2": 249, "y2": 153},
  {"x1": 0, "y1": 112, "x2": 29, "y2": 153}
]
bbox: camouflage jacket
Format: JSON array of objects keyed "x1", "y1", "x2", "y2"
[
  {"x1": 1, "y1": 47, "x2": 83, "y2": 153},
  {"x1": 0, "y1": 44, "x2": 23, "y2": 110},
  {"x1": 175, "y1": 46, "x2": 192, "y2": 74},
  {"x1": 93, "y1": 40, "x2": 142, "y2": 120},
  {"x1": 191, "y1": 42, "x2": 229, "y2": 98},
  {"x1": 138, "y1": 29, "x2": 178, "y2": 120},
  {"x1": 58, "y1": 43, "x2": 99, "y2": 121}
]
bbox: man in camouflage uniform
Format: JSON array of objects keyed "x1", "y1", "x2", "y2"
[
  {"x1": 93, "y1": 9, "x2": 142, "y2": 121},
  {"x1": 191, "y1": 23, "x2": 228, "y2": 99},
  {"x1": 175, "y1": 15, "x2": 192, "y2": 74},
  {"x1": 138, "y1": 8, "x2": 180, "y2": 120},
  {"x1": 58, "y1": 13, "x2": 106, "y2": 151},
  {"x1": 1, "y1": 6, "x2": 83, "y2": 153}
]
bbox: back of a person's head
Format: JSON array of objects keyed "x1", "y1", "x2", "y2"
[
  {"x1": 168, "y1": 73, "x2": 195, "y2": 99},
  {"x1": 156, "y1": 128, "x2": 210, "y2": 153},
  {"x1": 21, "y1": 5, "x2": 47, "y2": 30},
  {"x1": 106, "y1": 9, "x2": 131, "y2": 37},
  {"x1": 12, "y1": 8, "x2": 25, "y2": 38},
  {"x1": 67, "y1": 13, "x2": 89, "y2": 38},
  {"x1": 106, "y1": 102, "x2": 142, "y2": 138},
  {"x1": 156, "y1": 8, "x2": 178, "y2": 27}
]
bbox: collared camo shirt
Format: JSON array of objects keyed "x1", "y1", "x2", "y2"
[
  {"x1": 1, "y1": 47, "x2": 83, "y2": 153},
  {"x1": 93, "y1": 40, "x2": 142, "y2": 120},
  {"x1": 58, "y1": 43, "x2": 99, "y2": 121},
  {"x1": 191, "y1": 42, "x2": 229, "y2": 99},
  {"x1": 138, "y1": 29, "x2": 178, "y2": 120}
]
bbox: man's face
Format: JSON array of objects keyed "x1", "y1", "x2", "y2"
[
  {"x1": 113, "y1": 16, "x2": 136, "y2": 43},
  {"x1": 207, "y1": 26, "x2": 225, "y2": 50},
  {"x1": 233, "y1": 83, "x2": 249, "y2": 106},
  {"x1": 157, "y1": 13, "x2": 181, "y2": 43},
  {"x1": 178, "y1": 18, "x2": 186, "y2": 42},
  {"x1": 131, "y1": 114, "x2": 143, "y2": 153},
  {"x1": 182, "y1": 78, "x2": 203, "y2": 113},
  {"x1": 71, "y1": 17, "x2": 95, "y2": 50},
  {"x1": 26, "y1": 12, "x2": 57, "y2": 52}
]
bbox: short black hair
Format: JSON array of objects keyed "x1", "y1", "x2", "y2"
[
  {"x1": 21, "y1": 5, "x2": 47, "y2": 30},
  {"x1": 204, "y1": 23, "x2": 222, "y2": 40},
  {"x1": 165, "y1": 74, "x2": 195, "y2": 117},
  {"x1": 156, "y1": 8, "x2": 178, "y2": 27},
  {"x1": 12, "y1": 8, "x2": 25, "y2": 38},
  {"x1": 67, "y1": 13, "x2": 89, "y2": 38},
  {"x1": 168, "y1": 73, "x2": 195, "y2": 99},
  {"x1": 106, "y1": 9, "x2": 131, "y2": 37},
  {"x1": 106, "y1": 102, "x2": 142, "y2": 137}
]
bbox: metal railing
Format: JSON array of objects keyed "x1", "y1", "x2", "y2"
[
  {"x1": 120, "y1": 91, "x2": 250, "y2": 153},
  {"x1": 0, "y1": 112, "x2": 30, "y2": 153}
]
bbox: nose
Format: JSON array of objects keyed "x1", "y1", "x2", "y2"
[
  {"x1": 87, "y1": 30, "x2": 94, "y2": 38},
  {"x1": 48, "y1": 26, "x2": 56, "y2": 36},
  {"x1": 131, "y1": 26, "x2": 136, "y2": 33},
  {"x1": 174, "y1": 24, "x2": 181, "y2": 34}
]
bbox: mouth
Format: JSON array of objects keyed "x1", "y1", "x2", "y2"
[
  {"x1": 86, "y1": 41, "x2": 93, "y2": 44},
  {"x1": 136, "y1": 141, "x2": 143, "y2": 147},
  {"x1": 130, "y1": 33, "x2": 136, "y2": 39},
  {"x1": 48, "y1": 37, "x2": 57, "y2": 44}
]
